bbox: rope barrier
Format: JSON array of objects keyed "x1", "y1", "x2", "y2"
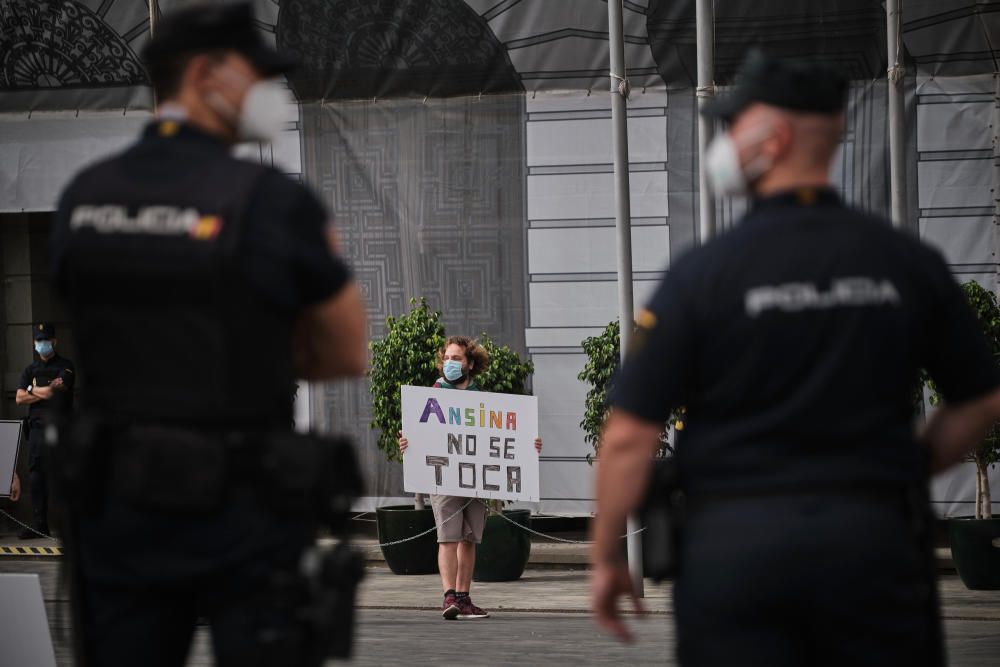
[
  {"x1": 2, "y1": 502, "x2": 647, "y2": 551},
  {"x1": 0, "y1": 508, "x2": 56, "y2": 540},
  {"x1": 354, "y1": 500, "x2": 647, "y2": 548}
]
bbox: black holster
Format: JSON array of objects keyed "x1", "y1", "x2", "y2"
[{"x1": 638, "y1": 456, "x2": 684, "y2": 582}]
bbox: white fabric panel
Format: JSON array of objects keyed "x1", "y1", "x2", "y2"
[
  {"x1": 531, "y1": 353, "x2": 595, "y2": 510},
  {"x1": 532, "y1": 353, "x2": 591, "y2": 459},
  {"x1": 528, "y1": 225, "x2": 669, "y2": 274},
  {"x1": 527, "y1": 171, "x2": 669, "y2": 220},
  {"x1": 525, "y1": 327, "x2": 604, "y2": 348},
  {"x1": 917, "y1": 102, "x2": 992, "y2": 152},
  {"x1": 919, "y1": 216, "x2": 995, "y2": 265},
  {"x1": 527, "y1": 116, "x2": 668, "y2": 166},
  {"x1": 0, "y1": 112, "x2": 150, "y2": 212},
  {"x1": 529, "y1": 280, "x2": 660, "y2": 327},
  {"x1": 931, "y1": 461, "x2": 1000, "y2": 518},
  {"x1": 917, "y1": 159, "x2": 992, "y2": 209}
]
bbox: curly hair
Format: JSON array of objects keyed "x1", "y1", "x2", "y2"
[{"x1": 437, "y1": 335, "x2": 489, "y2": 377}]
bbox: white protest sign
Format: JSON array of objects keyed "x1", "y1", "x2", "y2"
[
  {"x1": 0, "y1": 574, "x2": 57, "y2": 667},
  {"x1": 0, "y1": 420, "x2": 22, "y2": 498},
  {"x1": 401, "y1": 385, "x2": 539, "y2": 502}
]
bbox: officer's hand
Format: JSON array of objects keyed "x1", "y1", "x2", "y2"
[
  {"x1": 534, "y1": 437, "x2": 542, "y2": 454},
  {"x1": 591, "y1": 559, "x2": 643, "y2": 643},
  {"x1": 398, "y1": 431, "x2": 408, "y2": 454},
  {"x1": 9, "y1": 473, "x2": 20, "y2": 502},
  {"x1": 50, "y1": 378, "x2": 64, "y2": 390}
]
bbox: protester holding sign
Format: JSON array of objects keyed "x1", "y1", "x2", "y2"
[{"x1": 399, "y1": 336, "x2": 542, "y2": 620}]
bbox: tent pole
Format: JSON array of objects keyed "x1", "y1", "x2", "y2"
[
  {"x1": 887, "y1": 0, "x2": 907, "y2": 228},
  {"x1": 607, "y1": 0, "x2": 643, "y2": 598},
  {"x1": 993, "y1": 72, "x2": 1000, "y2": 295},
  {"x1": 696, "y1": 0, "x2": 717, "y2": 243}
]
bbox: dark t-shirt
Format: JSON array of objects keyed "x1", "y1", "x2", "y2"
[
  {"x1": 18, "y1": 354, "x2": 75, "y2": 425},
  {"x1": 49, "y1": 122, "x2": 351, "y2": 425},
  {"x1": 609, "y1": 188, "x2": 1000, "y2": 496}
]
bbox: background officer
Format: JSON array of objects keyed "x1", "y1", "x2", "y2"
[
  {"x1": 15, "y1": 322, "x2": 74, "y2": 539},
  {"x1": 590, "y1": 50, "x2": 1000, "y2": 666},
  {"x1": 51, "y1": 3, "x2": 367, "y2": 666}
]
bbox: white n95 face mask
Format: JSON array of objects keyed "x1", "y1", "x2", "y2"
[
  {"x1": 705, "y1": 133, "x2": 747, "y2": 196},
  {"x1": 704, "y1": 127, "x2": 775, "y2": 197},
  {"x1": 238, "y1": 79, "x2": 295, "y2": 144}
]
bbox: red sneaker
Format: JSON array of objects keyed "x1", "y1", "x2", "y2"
[
  {"x1": 442, "y1": 592, "x2": 459, "y2": 620},
  {"x1": 456, "y1": 596, "x2": 490, "y2": 619}
]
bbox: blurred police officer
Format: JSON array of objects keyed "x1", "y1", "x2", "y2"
[
  {"x1": 14, "y1": 322, "x2": 74, "y2": 538},
  {"x1": 51, "y1": 3, "x2": 367, "y2": 666},
  {"x1": 590, "y1": 50, "x2": 1000, "y2": 666}
]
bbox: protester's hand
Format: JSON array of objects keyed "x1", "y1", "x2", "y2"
[
  {"x1": 591, "y1": 559, "x2": 643, "y2": 642},
  {"x1": 534, "y1": 437, "x2": 543, "y2": 454},
  {"x1": 10, "y1": 473, "x2": 20, "y2": 502},
  {"x1": 398, "y1": 430, "x2": 408, "y2": 454}
]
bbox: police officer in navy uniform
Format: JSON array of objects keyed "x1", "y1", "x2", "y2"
[
  {"x1": 590, "y1": 50, "x2": 1000, "y2": 666},
  {"x1": 51, "y1": 3, "x2": 367, "y2": 666},
  {"x1": 15, "y1": 322, "x2": 74, "y2": 539}
]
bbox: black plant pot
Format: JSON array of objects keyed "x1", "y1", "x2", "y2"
[
  {"x1": 949, "y1": 516, "x2": 1000, "y2": 590},
  {"x1": 376, "y1": 504, "x2": 439, "y2": 575},
  {"x1": 473, "y1": 509, "x2": 532, "y2": 582}
]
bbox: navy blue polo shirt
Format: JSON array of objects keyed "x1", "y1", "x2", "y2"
[
  {"x1": 18, "y1": 353, "x2": 75, "y2": 425},
  {"x1": 609, "y1": 187, "x2": 1000, "y2": 496}
]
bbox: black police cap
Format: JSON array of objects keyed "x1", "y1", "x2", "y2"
[
  {"x1": 33, "y1": 322, "x2": 55, "y2": 340},
  {"x1": 703, "y1": 49, "x2": 848, "y2": 121},
  {"x1": 142, "y1": 2, "x2": 297, "y2": 76}
]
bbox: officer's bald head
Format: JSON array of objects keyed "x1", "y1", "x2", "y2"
[{"x1": 729, "y1": 103, "x2": 845, "y2": 195}]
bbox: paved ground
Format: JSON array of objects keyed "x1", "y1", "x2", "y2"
[{"x1": 2, "y1": 557, "x2": 1000, "y2": 666}]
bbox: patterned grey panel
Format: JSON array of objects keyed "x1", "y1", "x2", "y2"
[
  {"x1": 278, "y1": 0, "x2": 520, "y2": 100},
  {"x1": 647, "y1": 0, "x2": 887, "y2": 86},
  {"x1": 0, "y1": 0, "x2": 148, "y2": 90},
  {"x1": 301, "y1": 95, "x2": 527, "y2": 498}
]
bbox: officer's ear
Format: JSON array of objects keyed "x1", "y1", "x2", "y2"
[{"x1": 764, "y1": 116, "x2": 794, "y2": 161}]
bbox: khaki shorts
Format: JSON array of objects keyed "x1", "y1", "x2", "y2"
[{"x1": 430, "y1": 494, "x2": 487, "y2": 543}]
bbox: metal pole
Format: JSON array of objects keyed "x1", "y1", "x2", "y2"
[
  {"x1": 887, "y1": 0, "x2": 907, "y2": 228},
  {"x1": 149, "y1": 0, "x2": 158, "y2": 109},
  {"x1": 696, "y1": 0, "x2": 717, "y2": 243},
  {"x1": 607, "y1": 0, "x2": 643, "y2": 598},
  {"x1": 993, "y1": 73, "x2": 1000, "y2": 295}
]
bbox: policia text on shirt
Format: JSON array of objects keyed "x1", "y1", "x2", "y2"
[{"x1": 46, "y1": 4, "x2": 369, "y2": 667}]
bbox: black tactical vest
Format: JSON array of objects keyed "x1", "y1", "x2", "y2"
[{"x1": 57, "y1": 139, "x2": 294, "y2": 429}]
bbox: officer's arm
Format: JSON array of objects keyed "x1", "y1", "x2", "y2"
[
  {"x1": 293, "y1": 281, "x2": 368, "y2": 380},
  {"x1": 922, "y1": 387, "x2": 1000, "y2": 473},
  {"x1": 591, "y1": 410, "x2": 663, "y2": 564},
  {"x1": 15, "y1": 388, "x2": 49, "y2": 405}
]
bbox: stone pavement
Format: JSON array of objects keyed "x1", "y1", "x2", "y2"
[{"x1": 2, "y1": 558, "x2": 999, "y2": 666}]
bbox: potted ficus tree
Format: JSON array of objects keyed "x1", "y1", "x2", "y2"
[
  {"x1": 369, "y1": 300, "x2": 536, "y2": 579},
  {"x1": 930, "y1": 281, "x2": 1000, "y2": 589},
  {"x1": 579, "y1": 320, "x2": 683, "y2": 462},
  {"x1": 369, "y1": 298, "x2": 446, "y2": 574}
]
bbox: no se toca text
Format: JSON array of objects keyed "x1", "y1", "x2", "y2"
[{"x1": 418, "y1": 397, "x2": 524, "y2": 493}]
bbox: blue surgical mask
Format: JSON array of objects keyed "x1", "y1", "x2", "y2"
[
  {"x1": 443, "y1": 360, "x2": 465, "y2": 382},
  {"x1": 35, "y1": 340, "x2": 53, "y2": 357}
]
